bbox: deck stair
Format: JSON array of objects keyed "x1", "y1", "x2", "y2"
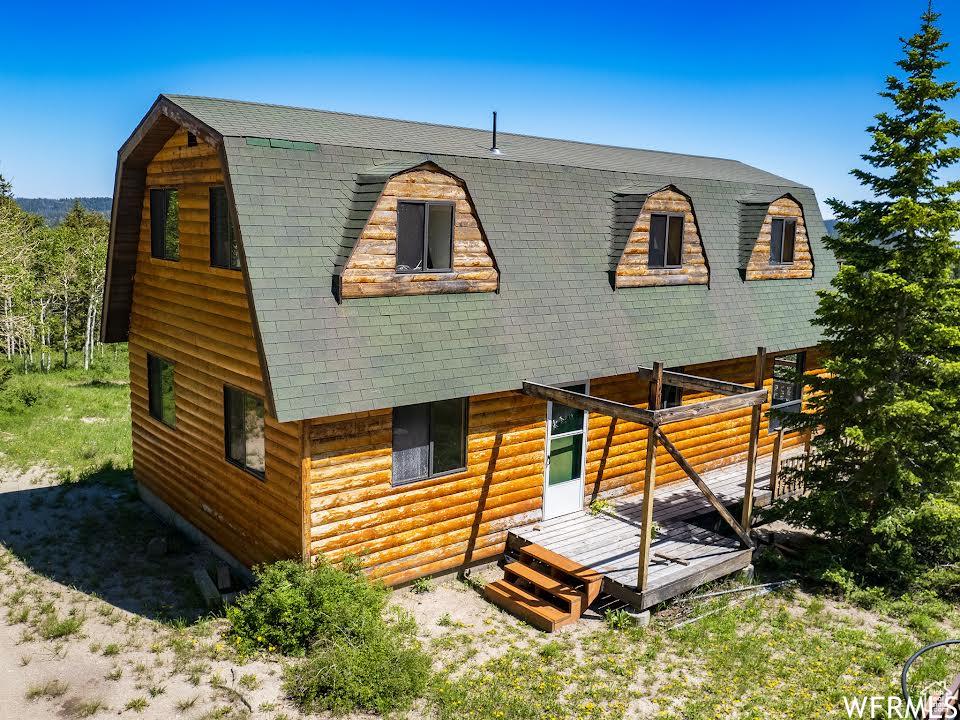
[{"x1": 483, "y1": 543, "x2": 603, "y2": 631}]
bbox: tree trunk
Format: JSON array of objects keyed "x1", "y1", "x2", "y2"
[{"x1": 62, "y1": 295, "x2": 69, "y2": 368}]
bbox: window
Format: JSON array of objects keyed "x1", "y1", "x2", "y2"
[
  {"x1": 186, "y1": 132, "x2": 198, "y2": 147},
  {"x1": 224, "y1": 386, "x2": 266, "y2": 478},
  {"x1": 392, "y1": 398, "x2": 467, "y2": 485},
  {"x1": 661, "y1": 366, "x2": 685, "y2": 409},
  {"x1": 210, "y1": 187, "x2": 240, "y2": 270},
  {"x1": 769, "y1": 352, "x2": 806, "y2": 431},
  {"x1": 770, "y1": 218, "x2": 797, "y2": 264},
  {"x1": 396, "y1": 200, "x2": 454, "y2": 273},
  {"x1": 147, "y1": 354, "x2": 176, "y2": 427},
  {"x1": 648, "y1": 213, "x2": 684, "y2": 268},
  {"x1": 150, "y1": 188, "x2": 180, "y2": 261}
]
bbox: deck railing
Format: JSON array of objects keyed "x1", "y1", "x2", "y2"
[{"x1": 768, "y1": 427, "x2": 821, "y2": 500}]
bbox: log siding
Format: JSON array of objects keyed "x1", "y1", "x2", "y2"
[
  {"x1": 340, "y1": 166, "x2": 499, "y2": 298},
  {"x1": 745, "y1": 196, "x2": 814, "y2": 280},
  {"x1": 128, "y1": 129, "x2": 302, "y2": 567},
  {"x1": 615, "y1": 188, "x2": 709, "y2": 288},
  {"x1": 306, "y1": 351, "x2": 820, "y2": 586}
]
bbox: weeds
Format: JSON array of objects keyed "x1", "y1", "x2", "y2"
[
  {"x1": 124, "y1": 697, "x2": 148, "y2": 713},
  {"x1": 37, "y1": 610, "x2": 84, "y2": 639},
  {"x1": 63, "y1": 697, "x2": 107, "y2": 717},
  {"x1": 26, "y1": 679, "x2": 69, "y2": 700},
  {"x1": 411, "y1": 577, "x2": 433, "y2": 594}
]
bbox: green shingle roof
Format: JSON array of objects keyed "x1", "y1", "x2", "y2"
[{"x1": 109, "y1": 95, "x2": 838, "y2": 423}]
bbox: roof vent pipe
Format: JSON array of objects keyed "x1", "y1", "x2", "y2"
[{"x1": 490, "y1": 111, "x2": 501, "y2": 155}]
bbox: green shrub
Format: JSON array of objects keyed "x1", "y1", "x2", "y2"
[
  {"x1": 227, "y1": 558, "x2": 387, "y2": 657},
  {"x1": 284, "y1": 609, "x2": 431, "y2": 715}
]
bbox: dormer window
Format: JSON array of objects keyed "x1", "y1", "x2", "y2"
[
  {"x1": 648, "y1": 213, "x2": 684, "y2": 268},
  {"x1": 396, "y1": 200, "x2": 454, "y2": 273},
  {"x1": 770, "y1": 218, "x2": 797, "y2": 264}
]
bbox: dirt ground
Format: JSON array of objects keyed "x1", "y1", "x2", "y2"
[
  {"x1": 0, "y1": 466, "x2": 939, "y2": 720},
  {"x1": 0, "y1": 466, "x2": 555, "y2": 720}
]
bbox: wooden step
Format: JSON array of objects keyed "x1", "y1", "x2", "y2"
[
  {"x1": 483, "y1": 579, "x2": 574, "y2": 632},
  {"x1": 519, "y1": 544, "x2": 604, "y2": 604},
  {"x1": 503, "y1": 562, "x2": 585, "y2": 615}
]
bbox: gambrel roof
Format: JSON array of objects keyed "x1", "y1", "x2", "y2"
[{"x1": 103, "y1": 95, "x2": 838, "y2": 422}]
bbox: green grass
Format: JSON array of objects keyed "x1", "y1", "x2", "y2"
[
  {"x1": 430, "y1": 586, "x2": 960, "y2": 720},
  {"x1": 0, "y1": 347, "x2": 131, "y2": 477}
]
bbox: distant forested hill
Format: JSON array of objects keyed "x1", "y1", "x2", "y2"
[{"x1": 16, "y1": 197, "x2": 111, "y2": 225}]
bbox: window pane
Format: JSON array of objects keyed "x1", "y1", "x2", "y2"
[
  {"x1": 770, "y1": 218, "x2": 784, "y2": 264},
  {"x1": 666, "y1": 216, "x2": 683, "y2": 266},
  {"x1": 147, "y1": 355, "x2": 175, "y2": 426},
  {"x1": 225, "y1": 387, "x2": 245, "y2": 465},
  {"x1": 147, "y1": 355, "x2": 161, "y2": 419},
  {"x1": 771, "y1": 353, "x2": 805, "y2": 406},
  {"x1": 550, "y1": 384, "x2": 585, "y2": 435},
  {"x1": 393, "y1": 404, "x2": 430, "y2": 483},
  {"x1": 648, "y1": 214, "x2": 667, "y2": 268},
  {"x1": 662, "y1": 384, "x2": 683, "y2": 409},
  {"x1": 426, "y1": 204, "x2": 453, "y2": 270},
  {"x1": 430, "y1": 398, "x2": 466, "y2": 474},
  {"x1": 164, "y1": 190, "x2": 180, "y2": 260},
  {"x1": 160, "y1": 359, "x2": 176, "y2": 426},
  {"x1": 782, "y1": 219, "x2": 796, "y2": 263},
  {"x1": 150, "y1": 189, "x2": 166, "y2": 258},
  {"x1": 549, "y1": 435, "x2": 583, "y2": 486},
  {"x1": 210, "y1": 187, "x2": 239, "y2": 270},
  {"x1": 244, "y1": 393, "x2": 265, "y2": 475},
  {"x1": 396, "y1": 202, "x2": 425, "y2": 272}
]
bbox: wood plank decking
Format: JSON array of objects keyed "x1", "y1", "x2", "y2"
[{"x1": 507, "y1": 446, "x2": 803, "y2": 610}]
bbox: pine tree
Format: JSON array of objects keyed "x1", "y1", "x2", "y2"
[{"x1": 778, "y1": 4, "x2": 960, "y2": 580}]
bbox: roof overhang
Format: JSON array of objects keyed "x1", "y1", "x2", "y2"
[{"x1": 100, "y1": 95, "x2": 223, "y2": 343}]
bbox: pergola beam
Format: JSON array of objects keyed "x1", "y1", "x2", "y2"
[
  {"x1": 637, "y1": 367, "x2": 754, "y2": 397},
  {"x1": 521, "y1": 382, "x2": 658, "y2": 427},
  {"x1": 652, "y1": 388, "x2": 767, "y2": 426}
]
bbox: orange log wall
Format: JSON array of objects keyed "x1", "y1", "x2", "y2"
[
  {"x1": 128, "y1": 129, "x2": 302, "y2": 567},
  {"x1": 306, "y1": 351, "x2": 821, "y2": 585}
]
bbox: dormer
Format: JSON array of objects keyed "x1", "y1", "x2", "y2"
[
  {"x1": 611, "y1": 184, "x2": 709, "y2": 289},
  {"x1": 335, "y1": 160, "x2": 498, "y2": 300},
  {"x1": 739, "y1": 193, "x2": 813, "y2": 280}
]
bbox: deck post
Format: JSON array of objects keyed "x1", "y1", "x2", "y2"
[
  {"x1": 769, "y1": 427, "x2": 784, "y2": 500},
  {"x1": 741, "y1": 346, "x2": 767, "y2": 533},
  {"x1": 638, "y1": 362, "x2": 663, "y2": 593}
]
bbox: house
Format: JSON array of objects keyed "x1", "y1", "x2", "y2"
[{"x1": 101, "y1": 95, "x2": 835, "y2": 629}]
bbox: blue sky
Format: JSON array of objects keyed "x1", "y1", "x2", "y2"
[{"x1": 1, "y1": 1, "x2": 956, "y2": 218}]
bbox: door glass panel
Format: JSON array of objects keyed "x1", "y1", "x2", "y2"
[
  {"x1": 549, "y1": 435, "x2": 582, "y2": 486},
  {"x1": 549, "y1": 384, "x2": 585, "y2": 435}
]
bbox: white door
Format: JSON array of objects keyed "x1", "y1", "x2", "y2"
[{"x1": 543, "y1": 382, "x2": 588, "y2": 520}]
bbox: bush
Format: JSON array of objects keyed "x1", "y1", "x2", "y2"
[
  {"x1": 228, "y1": 558, "x2": 433, "y2": 715},
  {"x1": 284, "y1": 609, "x2": 431, "y2": 715},
  {"x1": 227, "y1": 558, "x2": 387, "y2": 657}
]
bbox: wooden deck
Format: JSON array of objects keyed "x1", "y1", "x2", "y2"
[{"x1": 507, "y1": 446, "x2": 803, "y2": 610}]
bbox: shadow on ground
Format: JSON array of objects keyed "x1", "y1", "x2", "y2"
[{"x1": 0, "y1": 464, "x2": 213, "y2": 623}]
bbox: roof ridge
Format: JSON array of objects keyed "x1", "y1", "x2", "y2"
[{"x1": 160, "y1": 93, "x2": 785, "y2": 175}]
